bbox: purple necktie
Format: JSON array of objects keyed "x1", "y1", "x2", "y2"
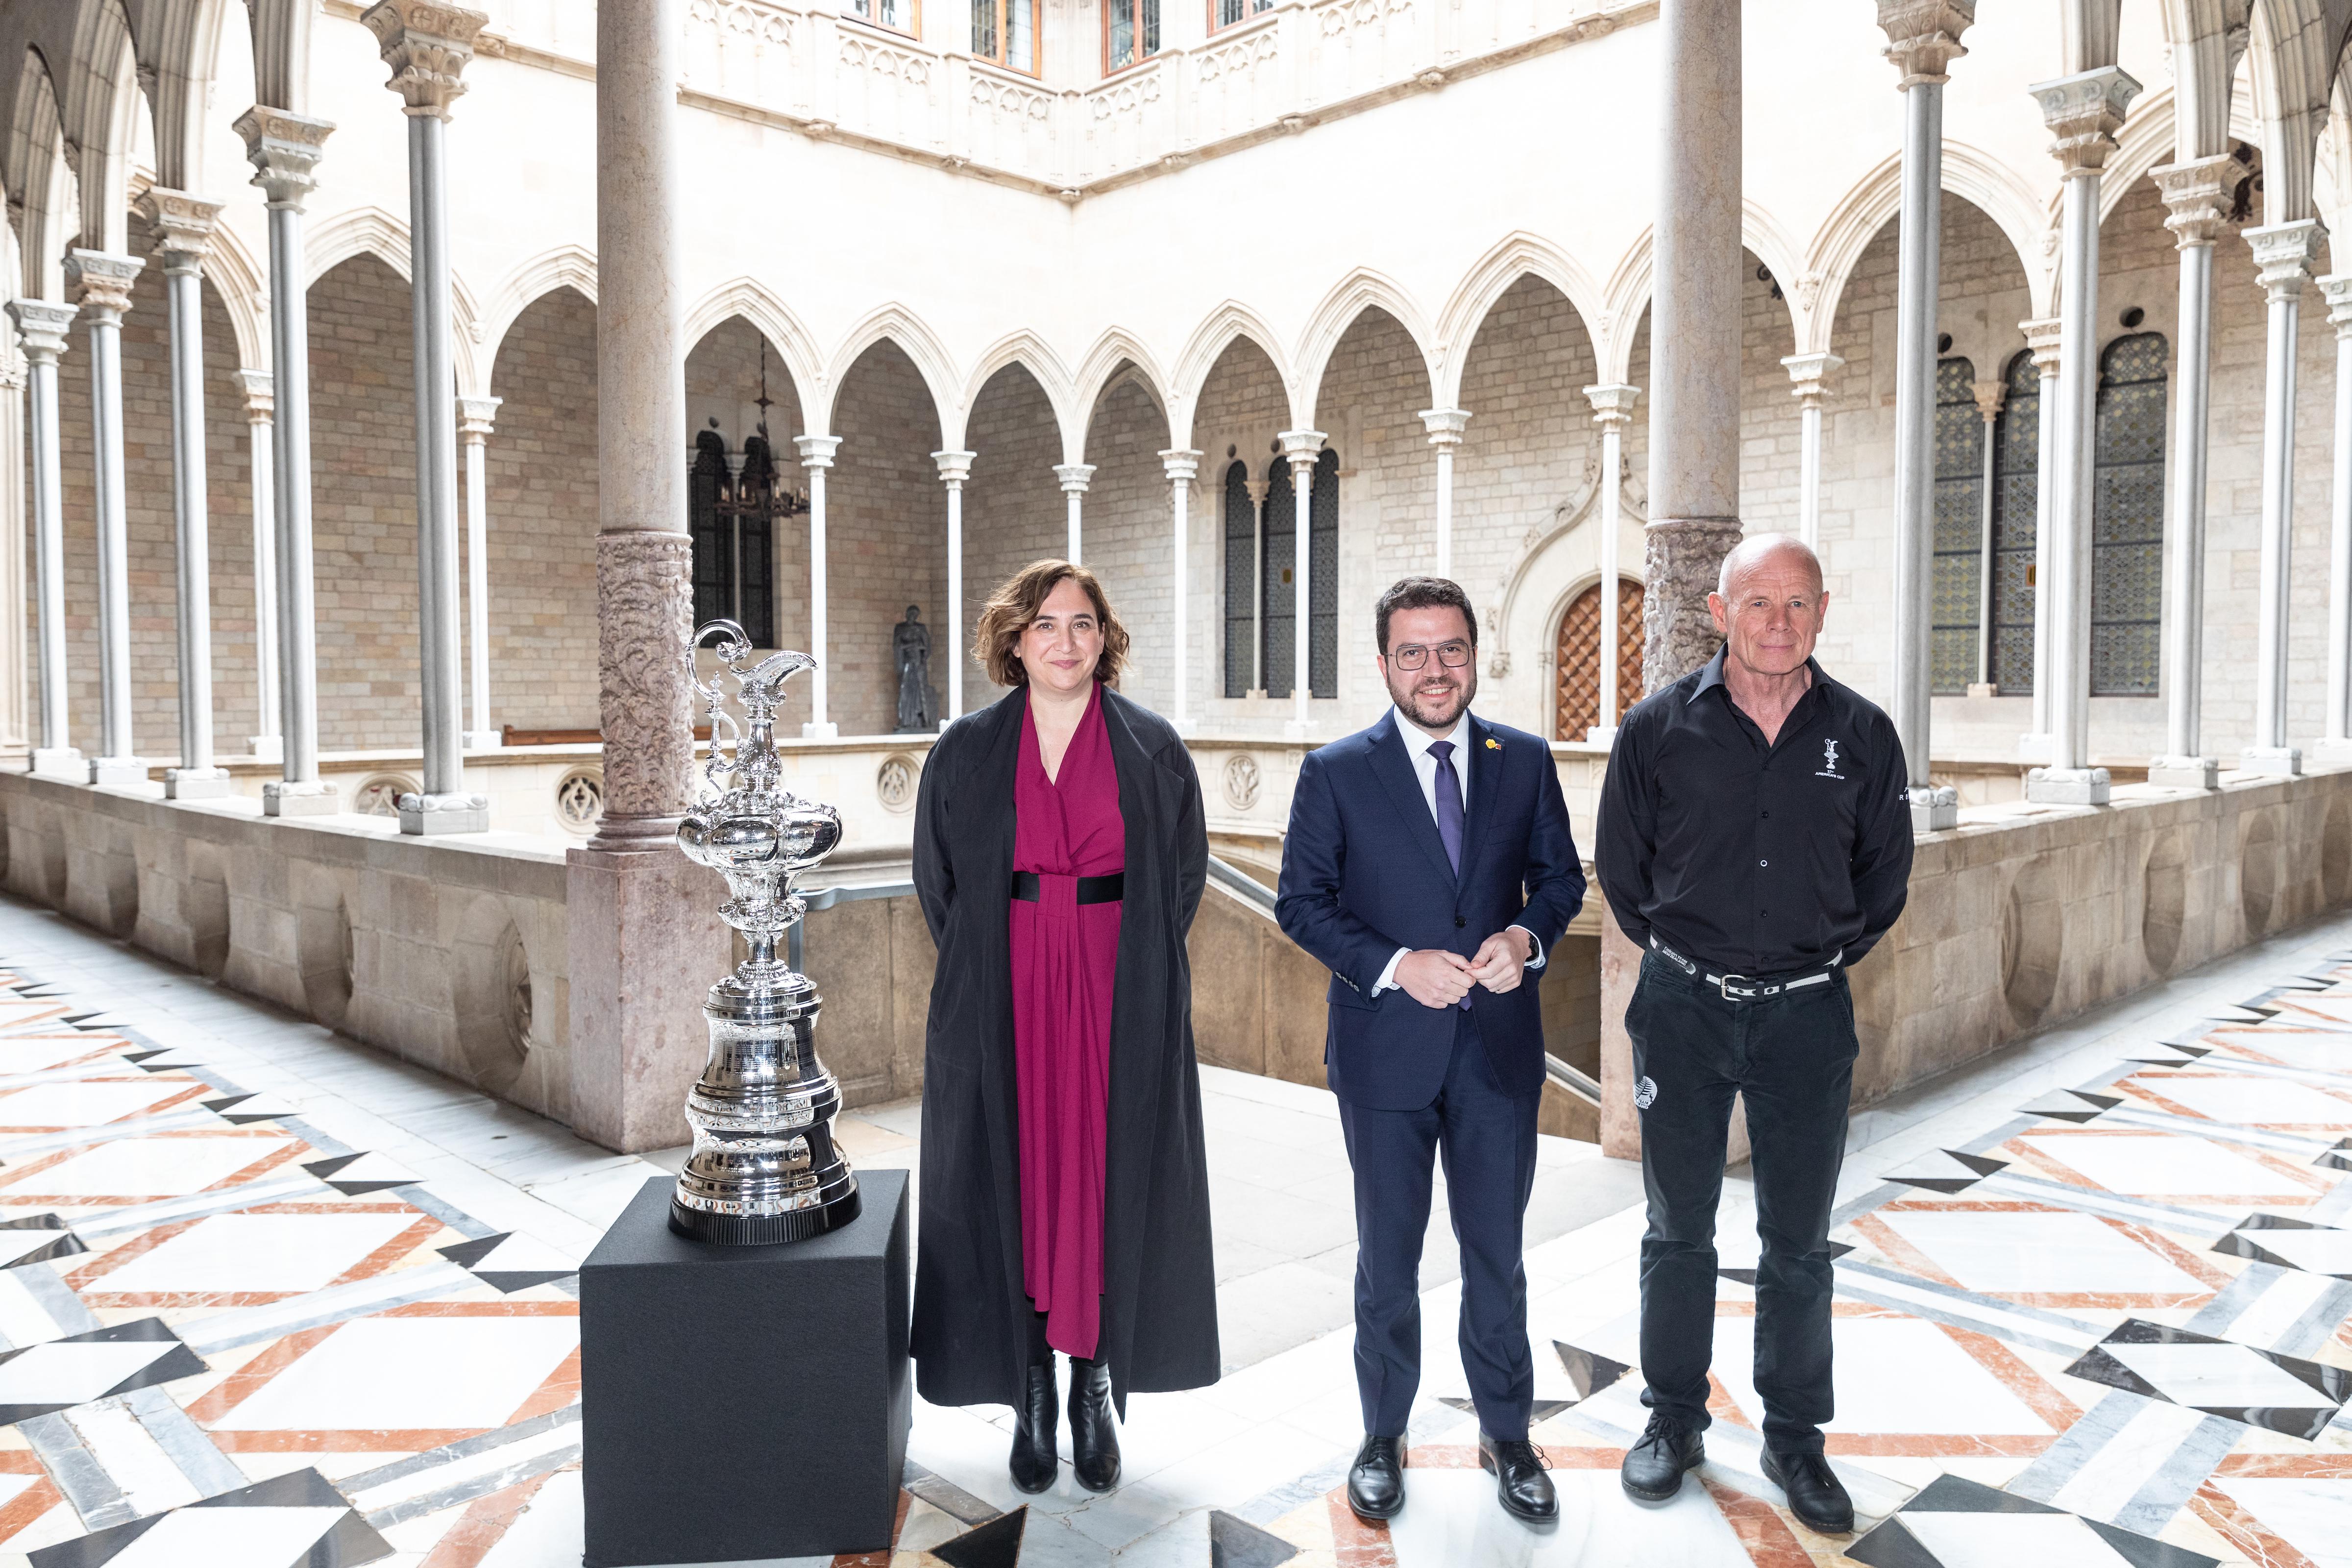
[{"x1": 1429, "y1": 740, "x2": 1463, "y2": 874}]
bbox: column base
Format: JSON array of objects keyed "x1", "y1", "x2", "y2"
[
  {"x1": 164, "y1": 767, "x2": 234, "y2": 801},
  {"x1": 247, "y1": 735, "x2": 283, "y2": 764},
  {"x1": 398, "y1": 791, "x2": 491, "y2": 835},
  {"x1": 800, "y1": 721, "x2": 839, "y2": 740},
  {"x1": 1965, "y1": 682, "x2": 2000, "y2": 699},
  {"x1": 1909, "y1": 785, "x2": 1959, "y2": 832},
  {"x1": 2241, "y1": 745, "x2": 2303, "y2": 777},
  {"x1": 30, "y1": 747, "x2": 84, "y2": 781},
  {"x1": 1584, "y1": 725, "x2": 1618, "y2": 746},
  {"x1": 264, "y1": 780, "x2": 342, "y2": 817},
  {"x1": 2306, "y1": 737, "x2": 2352, "y2": 766},
  {"x1": 465, "y1": 730, "x2": 505, "y2": 751},
  {"x1": 89, "y1": 756, "x2": 149, "y2": 789},
  {"x1": 2016, "y1": 731, "x2": 2055, "y2": 764},
  {"x1": 2147, "y1": 755, "x2": 2220, "y2": 789},
  {"x1": 2025, "y1": 766, "x2": 2111, "y2": 805}
]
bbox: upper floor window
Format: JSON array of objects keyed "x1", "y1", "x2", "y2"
[
  {"x1": 846, "y1": 0, "x2": 917, "y2": 36},
  {"x1": 973, "y1": 0, "x2": 1039, "y2": 73},
  {"x1": 1212, "y1": 0, "x2": 1274, "y2": 28},
  {"x1": 1105, "y1": 0, "x2": 1160, "y2": 72}
]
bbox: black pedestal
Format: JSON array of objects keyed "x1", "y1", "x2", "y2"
[{"x1": 581, "y1": 1169, "x2": 910, "y2": 1567}]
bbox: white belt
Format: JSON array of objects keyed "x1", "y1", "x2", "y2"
[{"x1": 1650, "y1": 937, "x2": 1841, "y2": 1002}]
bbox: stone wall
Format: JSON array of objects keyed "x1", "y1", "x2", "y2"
[
  {"x1": 829, "y1": 341, "x2": 946, "y2": 736},
  {"x1": 681, "y1": 314, "x2": 813, "y2": 669},
  {"x1": 959, "y1": 364, "x2": 1065, "y2": 707},
  {"x1": 1074, "y1": 377, "x2": 1177, "y2": 712}
]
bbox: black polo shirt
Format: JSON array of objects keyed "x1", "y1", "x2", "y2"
[{"x1": 1595, "y1": 648, "x2": 1913, "y2": 975}]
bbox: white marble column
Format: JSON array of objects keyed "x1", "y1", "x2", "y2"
[
  {"x1": 2023, "y1": 67, "x2": 2139, "y2": 805},
  {"x1": 5, "y1": 301, "x2": 79, "y2": 779},
  {"x1": 933, "y1": 448, "x2": 974, "y2": 723},
  {"x1": 1246, "y1": 476, "x2": 1270, "y2": 694},
  {"x1": 458, "y1": 395, "x2": 502, "y2": 749},
  {"x1": 2245, "y1": 217, "x2": 2324, "y2": 775},
  {"x1": 1969, "y1": 378, "x2": 2002, "y2": 694},
  {"x1": 1161, "y1": 448, "x2": 1201, "y2": 727},
  {"x1": 1780, "y1": 353, "x2": 1841, "y2": 549},
  {"x1": 1055, "y1": 463, "x2": 1094, "y2": 563},
  {"x1": 2322, "y1": 276, "x2": 2352, "y2": 763},
  {"x1": 1583, "y1": 384, "x2": 1640, "y2": 740},
  {"x1": 142, "y1": 191, "x2": 233, "y2": 800},
  {"x1": 2017, "y1": 316, "x2": 2061, "y2": 756},
  {"x1": 236, "y1": 371, "x2": 281, "y2": 762},
  {"x1": 2149, "y1": 155, "x2": 2236, "y2": 786},
  {"x1": 64, "y1": 251, "x2": 147, "y2": 789},
  {"x1": 1278, "y1": 429, "x2": 1324, "y2": 734},
  {"x1": 368, "y1": 0, "x2": 488, "y2": 833},
  {"x1": 0, "y1": 353, "x2": 23, "y2": 760},
  {"x1": 1880, "y1": 2, "x2": 1972, "y2": 831},
  {"x1": 794, "y1": 434, "x2": 840, "y2": 736},
  {"x1": 1418, "y1": 408, "x2": 1469, "y2": 576},
  {"x1": 234, "y1": 105, "x2": 338, "y2": 815}
]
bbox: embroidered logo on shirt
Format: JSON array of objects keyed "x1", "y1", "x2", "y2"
[
  {"x1": 1634, "y1": 1076, "x2": 1658, "y2": 1110},
  {"x1": 1816, "y1": 738, "x2": 1845, "y2": 780}
]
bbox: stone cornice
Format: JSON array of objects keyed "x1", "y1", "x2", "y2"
[
  {"x1": 236, "y1": 368, "x2": 274, "y2": 420},
  {"x1": 2248, "y1": 219, "x2": 2326, "y2": 300},
  {"x1": 233, "y1": 107, "x2": 336, "y2": 211},
  {"x1": 457, "y1": 394, "x2": 501, "y2": 438},
  {"x1": 63, "y1": 251, "x2": 143, "y2": 320},
  {"x1": 363, "y1": 1, "x2": 489, "y2": 120},
  {"x1": 1775, "y1": 357, "x2": 1840, "y2": 403},
  {"x1": 136, "y1": 188, "x2": 227, "y2": 276},
  {"x1": 2028, "y1": 66, "x2": 2142, "y2": 178},
  {"x1": 2021, "y1": 317, "x2": 2062, "y2": 373},
  {"x1": 1875, "y1": 0, "x2": 1975, "y2": 90},
  {"x1": 4, "y1": 300, "x2": 77, "y2": 363},
  {"x1": 2150, "y1": 153, "x2": 2239, "y2": 249}
]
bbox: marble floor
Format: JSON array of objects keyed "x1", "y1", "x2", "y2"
[{"x1": 0, "y1": 895, "x2": 2341, "y2": 1566}]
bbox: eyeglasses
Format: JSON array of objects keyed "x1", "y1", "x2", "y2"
[{"x1": 1388, "y1": 640, "x2": 1472, "y2": 671}]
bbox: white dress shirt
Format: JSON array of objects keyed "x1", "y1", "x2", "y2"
[{"x1": 1372, "y1": 707, "x2": 1546, "y2": 994}]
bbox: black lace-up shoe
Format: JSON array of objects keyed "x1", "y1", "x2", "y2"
[
  {"x1": 1619, "y1": 1412, "x2": 1704, "y2": 1502},
  {"x1": 1478, "y1": 1432, "x2": 1557, "y2": 1522},
  {"x1": 1008, "y1": 1359, "x2": 1058, "y2": 1494},
  {"x1": 1066, "y1": 1356, "x2": 1121, "y2": 1491},
  {"x1": 1347, "y1": 1433, "x2": 1405, "y2": 1520},
  {"x1": 1763, "y1": 1447, "x2": 1853, "y2": 1534}
]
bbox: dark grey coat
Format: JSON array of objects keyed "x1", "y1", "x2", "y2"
[{"x1": 909, "y1": 685, "x2": 1218, "y2": 1411}]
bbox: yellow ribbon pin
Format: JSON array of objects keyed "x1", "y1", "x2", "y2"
[{"x1": 1485, "y1": 737, "x2": 1501, "y2": 750}]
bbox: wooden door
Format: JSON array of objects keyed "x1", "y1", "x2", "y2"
[{"x1": 1554, "y1": 578, "x2": 1644, "y2": 739}]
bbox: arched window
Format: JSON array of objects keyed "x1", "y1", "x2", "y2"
[
  {"x1": 1222, "y1": 460, "x2": 1255, "y2": 698},
  {"x1": 1256, "y1": 451, "x2": 1340, "y2": 700},
  {"x1": 1261, "y1": 457, "x2": 1296, "y2": 698},
  {"x1": 1554, "y1": 577, "x2": 1644, "y2": 740},
  {"x1": 1104, "y1": 0, "x2": 1159, "y2": 71},
  {"x1": 1987, "y1": 348, "x2": 2040, "y2": 693},
  {"x1": 1931, "y1": 356, "x2": 1984, "y2": 694},
  {"x1": 689, "y1": 431, "x2": 729, "y2": 631},
  {"x1": 686, "y1": 431, "x2": 780, "y2": 648},
  {"x1": 2092, "y1": 332, "x2": 2167, "y2": 694}
]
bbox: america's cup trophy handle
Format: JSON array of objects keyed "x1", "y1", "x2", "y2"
[{"x1": 668, "y1": 620, "x2": 859, "y2": 1244}]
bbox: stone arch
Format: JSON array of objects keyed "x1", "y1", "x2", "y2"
[
  {"x1": 199, "y1": 217, "x2": 269, "y2": 373},
  {"x1": 62, "y1": 0, "x2": 135, "y2": 251},
  {"x1": 490, "y1": 284, "x2": 603, "y2": 733},
  {"x1": 1296, "y1": 268, "x2": 1439, "y2": 429},
  {"x1": 1433, "y1": 233, "x2": 1610, "y2": 409},
  {"x1": 1078, "y1": 366, "x2": 1177, "y2": 710},
  {"x1": 678, "y1": 276, "x2": 822, "y2": 426},
  {"x1": 478, "y1": 245, "x2": 598, "y2": 392},
  {"x1": 957, "y1": 330, "x2": 1077, "y2": 460},
  {"x1": 1172, "y1": 301, "x2": 1299, "y2": 440},
  {"x1": 828, "y1": 336, "x2": 948, "y2": 735},
  {"x1": 961, "y1": 359, "x2": 1075, "y2": 705},
  {"x1": 684, "y1": 312, "x2": 809, "y2": 664},
  {"x1": 304, "y1": 206, "x2": 484, "y2": 393},
  {"x1": 1071, "y1": 329, "x2": 1172, "y2": 444},
  {"x1": 6, "y1": 48, "x2": 70, "y2": 300},
  {"x1": 817, "y1": 304, "x2": 957, "y2": 444}
]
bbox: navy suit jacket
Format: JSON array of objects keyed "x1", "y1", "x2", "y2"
[{"x1": 1275, "y1": 710, "x2": 1586, "y2": 1112}]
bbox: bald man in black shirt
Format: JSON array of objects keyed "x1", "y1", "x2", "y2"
[{"x1": 1595, "y1": 534, "x2": 1913, "y2": 1536}]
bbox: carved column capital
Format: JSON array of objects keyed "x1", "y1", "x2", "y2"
[
  {"x1": 136, "y1": 188, "x2": 226, "y2": 276},
  {"x1": 1243, "y1": 478, "x2": 1271, "y2": 506},
  {"x1": 232, "y1": 107, "x2": 336, "y2": 211},
  {"x1": 1971, "y1": 380, "x2": 2005, "y2": 419},
  {"x1": 1054, "y1": 462, "x2": 1096, "y2": 494},
  {"x1": 2150, "y1": 152, "x2": 2239, "y2": 249},
  {"x1": 1276, "y1": 428, "x2": 1326, "y2": 474},
  {"x1": 236, "y1": 367, "x2": 275, "y2": 422},
  {"x1": 793, "y1": 434, "x2": 840, "y2": 470},
  {"x1": 1776, "y1": 355, "x2": 1840, "y2": 406},
  {"x1": 63, "y1": 251, "x2": 143, "y2": 322},
  {"x1": 457, "y1": 393, "x2": 501, "y2": 440},
  {"x1": 931, "y1": 448, "x2": 976, "y2": 488},
  {"x1": 2320, "y1": 275, "x2": 2352, "y2": 337},
  {"x1": 362, "y1": 0, "x2": 489, "y2": 120},
  {"x1": 2021, "y1": 317, "x2": 2063, "y2": 376},
  {"x1": 1875, "y1": 0, "x2": 1974, "y2": 89},
  {"x1": 2028, "y1": 66, "x2": 2142, "y2": 178},
  {"x1": 2248, "y1": 218, "x2": 2326, "y2": 301},
  {"x1": 1417, "y1": 408, "x2": 1470, "y2": 446},
  {"x1": 4, "y1": 299, "x2": 77, "y2": 364},
  {"x1": 1583, "y1": 382, "x2": 1642, "y2": 427},
  {"x1": 1158, "y1": 447, "x2": 1202, "y2": 483}
]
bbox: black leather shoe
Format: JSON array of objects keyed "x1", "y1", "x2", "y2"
[
  {"x1": 1763, "y1": 1447, "x2": 1853, "y2": 1534},
  {"x1": 1067, "y1": 1356, "x2": 1121, "y2": 1492},
  {"x1": 1620, "y1": 1413, "x2": 1704, "y2": 1502},
  {"x1": 1347, "y1": 1434, "x2": 1405, "y2": 1520},
  {"x1": 1478, "y1": 1433, "x2": 1557, "y2": 1523},
  {"x1": 1008, "y1": 1359, "x2": 1058, "y2": 1494}
]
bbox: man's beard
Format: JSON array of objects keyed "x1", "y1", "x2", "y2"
[{"x1": 1395, "y1": 670, "x2": 1473, "y2": 729}]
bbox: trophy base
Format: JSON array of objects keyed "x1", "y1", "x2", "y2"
[{"x1": 667, "y1": 1185, "x2": 861, "y2": 1246}]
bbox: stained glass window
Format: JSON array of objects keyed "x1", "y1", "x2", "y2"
[
  {"x1": 2092, "y1": 332, "x2": 2167, "y2": 695},
  {"x1": 1105, "y1": 0, "x2": 1159, "y2": 71},
  {"x1": 1988, "y1": 349, "x2": 2040, "y2": 693},
  {"x1": 972, "y1": 0, "x2": 1037, "y2": 72},
  {"x1": 1931, "y1": 357, "x2": 1985, "y2": 694},
  {"x1": 1222, "y1": 460, "x2": 1254, "y2": 699}
]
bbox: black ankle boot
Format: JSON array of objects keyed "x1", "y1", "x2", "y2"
[
  {"x1": 1009, "y1": 1359, "x2": 1058, "y2": 1494},
  {"x1": 1067, "y1": 1356, "x2": 1121, "y2": 1492}
]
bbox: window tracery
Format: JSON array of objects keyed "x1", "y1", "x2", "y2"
[
  {"x1": 1931, "y1": 355, "x2": 1983, "y2": 695},
  {"x1": 2091, "y1": 331, "x2": 2167, "y2": 696}
]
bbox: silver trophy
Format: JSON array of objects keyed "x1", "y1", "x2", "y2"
[{"x1": 669, "y1": 620, "x2": 860, "y2": 1245}]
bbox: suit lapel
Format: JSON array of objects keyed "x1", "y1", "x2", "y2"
[
  {"x1": 1369, "y1": 714, "x2": 1458, "y2": 888},
  {"x1": 1460, "y1": 713, "x2": 1503, "y2": 882}
]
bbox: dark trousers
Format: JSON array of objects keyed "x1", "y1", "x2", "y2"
[
  {"x1": 1335, "y1": 1007, "x2": 1541, "y2": 1440},
  {"x1": 1626, "y1": 951, "x2": 1858, "y2": 1453}
]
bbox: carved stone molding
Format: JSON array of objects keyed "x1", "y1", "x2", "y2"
[
  {"x1": 1158, "y1": 446, "x2": 1201, "y2": 482},
  {"x1": 236, "y1": 367, "x2": 274, "y2": 421},
  {"x1": 363, "y1": 0, "x2": 489, "y2": 119},
  {"x1": 4, "y1": 300, "x2": 77, "y2": 364},
  {"x1": 932, "y1": 448, "x2": 975, "y2": 487},
  {"x1": 1776, "y1": 354, "x2": 1841, "y2": 405},
  {"x1": 794, "y1": 433, "x2": 841, "y2": 470},
  {"x1": 136, "y1": 187, "x2": 226, "y2": 276},
  {"x1": 1277, "y1": 429, "x2": 1325, "y2": 475},
  {"x1": 1875, "y1": 0, "x2": 1974, "y2": 89},
  {"x1": 2021, "y1": 316, "x2": 2063, "y2": 375},
  {"x1": 2150, "y1": 153, "x2": 2238, "y2": 249},
  {"x1": 233, "y1": 107, "x2": 336, "y2": 211},
  {"x1": 2028, "y1": 66, "x2": 2142, "y2": 178},
  {"x1": 1971, "y1": 379, "x2": 2005, "y2": 419},
  {"x1": 1418, "y1": 407, "x2": 1470, "y2": 446},
  {"x1": 1054, "y1": 462, "x2": 1096, "y2": 494},
  {"x1": 2248, "y1": 219, "x2": 2326, "y2": 301},
  {"x1": 457, "y1": 394, "x2": 501, "y2": 440},
  {"x1": 1583, "y1": 382, "x2": 1642, "y2": 428},
  {"x1": 1642, "y1": 517, "x2": 1742, "y2": 696},
  {"x1": 2321, "y1": 276, "x2": 2352, "y2": 338},
  {"x1": 63, "y1": 251, "x2": 143, "y2": 321},
  {"x1": 595, "y1": 530, "x2": 697, "y2": 827}
]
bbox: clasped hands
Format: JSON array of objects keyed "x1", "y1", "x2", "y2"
[{"x1": 1395, "y1": 929, "x2": 1531, "y2": 1009}]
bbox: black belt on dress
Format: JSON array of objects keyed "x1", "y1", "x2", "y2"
[
  {"x1": 1649, "y1": 935, "x2": 1841, "y2": 1002},
  {"x1": 1011, "y1": 871, "x2": 1125, "y2": 904}
]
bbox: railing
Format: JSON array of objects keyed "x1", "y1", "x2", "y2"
[
  {"x1": 1546, "y1": 1053, "x2": 1600, "y2": 1104},
  {"x1": 1206, "y1": 854, "x2": 1278, "y2": 914}
]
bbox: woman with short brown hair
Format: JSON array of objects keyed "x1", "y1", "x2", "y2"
[{"x1": 912, "y1": 559, "x2": 1217, "y2": 1495}]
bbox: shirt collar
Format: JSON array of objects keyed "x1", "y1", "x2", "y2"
[
  {"x1": 1390, "y1": 707, "x2": 1469, "y2": 759},
  {"x1": 1687, "y1": 647, "x2": 1832, "y2": 703}
]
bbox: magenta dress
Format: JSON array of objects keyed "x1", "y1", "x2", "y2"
[{"x1": 1009, "y1": 684, "x2": 1125, "y2": 1360}]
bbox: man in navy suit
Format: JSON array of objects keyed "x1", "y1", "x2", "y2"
[{"x1": 1276, "y1": 576, "x2": 1585, "y2": 1525}]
